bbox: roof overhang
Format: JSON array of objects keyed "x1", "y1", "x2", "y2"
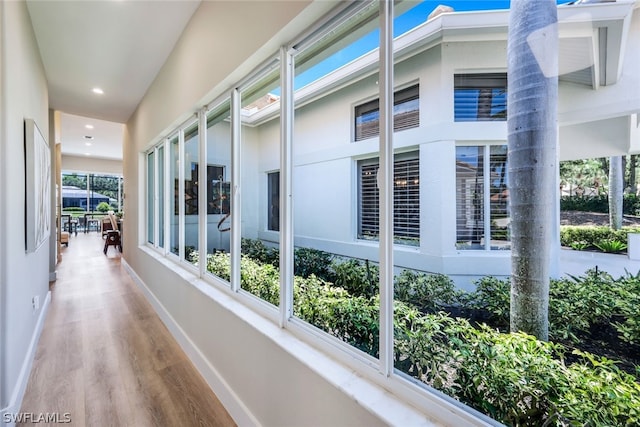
[{"x1": 244, "y1": 0, "x2": 636, "y2": 126}]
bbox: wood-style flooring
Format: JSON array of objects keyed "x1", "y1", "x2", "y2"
[{"x1": 18, "y1": 231, "x2": 236, "y2": 427}]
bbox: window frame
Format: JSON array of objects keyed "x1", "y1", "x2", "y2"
[
  {"x1": 357, "y1": 151, "x2": 420, "y2": 246},
  {"x1": 454, "y1": 72, "x2": 507, "y2": 122},
  {"x1": 354, "y1": 83, "x2": 420, "y2": 142},
  {"x1": 455, "y1": 143, "x2": 510, "y2": 251}
]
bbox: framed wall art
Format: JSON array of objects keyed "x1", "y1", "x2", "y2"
[{"x1": 24, "y1": 118, "x2": 51, "y2": 253}]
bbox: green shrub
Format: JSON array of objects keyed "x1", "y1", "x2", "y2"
[
  {"x1": 294, "y1": 247, "x2": 335, "y2": 282},
  {"x1": 560, "y1": 225, "x2": 640, "y2": 250},
  {"x1": 240, "y1": 238, "x2": 279, "y2": 266},
  {"x1": 204, "y1": 251, "x2": 640, "y2": 426},
  {"x1": 394, "y1": 270, "x2": 461, "y2": 314},
  {"x1": 332, "y1": 258, "x2": 378, "y2": 298},
  {"x1": 464, "y1": 276, "x2": 510, "y2": 329},
  {"x1": 96, "y1": 201, "x2": 111, "y2": 212},
  {"x1": 62, "y1": 206, "x2": 85, "y2": 212},
  {"x1": 561, "y1": 194, "x2": 640, "y2": 215}
]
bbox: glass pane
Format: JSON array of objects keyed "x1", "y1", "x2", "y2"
[
  {"x1": 158, "y1": 145, "x2": 165, "y2": 248},
  {"x1": 147, "y1": 152, "x2": 155, "y2": 244},
  {"x1": 169, "y1": 136, "x2": 180, "y2": 256},
  {"x1": 454, "y1": 74, "x2": 507, "y2": 122},
  {"x1": 183, "y1": 121, "x2": 199, "y2": 264},
  {"x1": 240, "y1": 57, "x2": 281, "y2": 307},
  {"x1": 205, "y1": 101, "x2": 232, "y2": 283},
  {"x1": 489, "y1": 145, "x2": 509, "y2": 249},
  {"x1": 455, "y1": 146, "x2": 484, "y2": 249},
  {"x1": 292, "y1": 1, "x2": 380, "y2": 357},
  {"x1": 267, "y1": 171, "x2": 280, "y2": 231}
]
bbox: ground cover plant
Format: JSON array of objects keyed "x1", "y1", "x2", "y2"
[{"x1": 197, "y1": 240, "x2": 640, "y2": 426}]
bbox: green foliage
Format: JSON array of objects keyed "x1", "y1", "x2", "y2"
[
  {"x1": 555, "y1": 350, "x2": 640, "y2": 426},
  {"x1": 62, "y1": 207, "x2": 85, "y2": 212},
  {"x1": 394, "y1": 270, "x2": 461, "y2": 314},
  {"x1": 595, "y1": 239, "x2": 628, "y2": 253},
  {"x1": 293, "y1": 247, "x2": 336, "y2": 282},
  {"x1": 560, "y1": 225, "x2": 640, "y2": 251},
  {"x1": 203, "y1": 250, "x2": 640, "y2": 426},
  {"x1": 332, "y1": 258, "x2": 379, "y2": 298},
  {"x1": 560, "y1": 194, "x2": 640, "y2": 215},
  {"x1": 95, "y1": 201, "x2": 111, "y2": 213},
  {"x1": 465, "y1": 276, "x2": 511, "y2": 329},
  {"x1": 240, "y1": 238, "x2": 279, "y2": 266}
]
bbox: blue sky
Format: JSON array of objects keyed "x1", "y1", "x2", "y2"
[{"x1": 290, "y1": 0, "x2": 569, "y2": 91}]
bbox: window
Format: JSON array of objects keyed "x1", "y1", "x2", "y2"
[
  {"x1": 358, "y1": 152, "x2": 420, "y2": 246},
  {"x1": 455, "y1": 145, "x2": 509, "y2": 250},
  {"x1": 147, "y1": 152, "x2": 155, "y2": 244},
  {"x1": 454, "y1": 73, "x2": 507, "y2": 122},
  {"x1": 267, "y1": 171, "x2": 279, "y2": 232},
  {"x1": 354, "y1": 84, "x2": 419, "y2": 141}
]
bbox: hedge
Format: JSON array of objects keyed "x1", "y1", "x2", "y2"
[{"x1": 199, "y1": 250, "x2": 640, "y2": 426}]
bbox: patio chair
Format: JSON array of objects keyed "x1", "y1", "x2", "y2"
[{"x1": 103, "y1": 212, "x2": 122, "y2": 254}]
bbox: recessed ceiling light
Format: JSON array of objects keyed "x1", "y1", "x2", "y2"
[
  {"x1": 85, "y1": 142, "x2": 92, "y2": 146},
  {"x1": 92, "y1": 87, "x2": 104, "y2": 95},
  {"x1": 84, "y1": 153, "x2": 91, "y2": 156},
  {"x1": 85, "y1": 124, "x2": 94, "y2": 129},
  {"x1": 84, "y1": 135, "x2": 94, "y2": 140}
]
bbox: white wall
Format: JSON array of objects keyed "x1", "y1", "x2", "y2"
[
  {"x1": 62, "y1": 154, "x2": 123, "y2": 175},
  {"x1": 0, "y1": 0, "x2": 51, "y2": 419}
]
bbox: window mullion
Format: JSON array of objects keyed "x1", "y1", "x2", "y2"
[
  {"x1": 280, "y1": 46, "x2": 294, "y2": 327},
  {"x1": 379, "y1": 0, "x2": 394, "y2": 378},
  {"x1": 230, "y1": 88, "x2": 241, "y2": 293},
  {"x1": 153, "y1": 147, "x2": 160, "y2": 247},
  {"x1": 483, "y1": 146, "x2": 491, "y2": 250},
  {"x1": 163, "y1": 138, "x2": 171, "y2": 255},
  {"x1": 178, "y1": 129, "x2": 186, "y2": 261},
  {"x1": 198, "y1": 108, "x2": 207, "y2": 277}
]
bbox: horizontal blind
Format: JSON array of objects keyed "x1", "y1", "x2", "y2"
[
  {"x1": 393, "y1": 156, "x2": 420, "y2": 244},
  {"x1": 358, "y1": 152, "x2": 420, "y2": 245},
  {"x1": 454, "y1": 73, "x2": 507, "y2": 122},
  {"x1": 358, "y1": 162, "x2": 379, "y2": 239},
  {"x1": 355, "y1": 84, "x2": 419, "y2": 141}
]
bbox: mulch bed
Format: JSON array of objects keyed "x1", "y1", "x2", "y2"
[{"x1": 561, "y1": 210, "x2": 640, "y2": 227}]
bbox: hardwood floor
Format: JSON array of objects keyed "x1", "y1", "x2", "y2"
[{"x1": 18, "y1": 232, "x2": 236, "y2": 427}]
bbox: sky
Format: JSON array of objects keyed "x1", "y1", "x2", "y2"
[{"x1": 289, "y1": 0, "x2": 570, "y2": 91}]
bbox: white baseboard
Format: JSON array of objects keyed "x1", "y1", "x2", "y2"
[
  {"x1": 121, "y1": 259, "x2": 258, "y2": 427},
  {"x1": 1, "y1": 291, "x2": 51, "y2": 427}
]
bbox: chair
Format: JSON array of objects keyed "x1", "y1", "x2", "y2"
[
  {"x1": 103, "y1": 212, "x2": 122, "y2": 254},
  {"x1": 101, "y1": 217, "x2": 113, "y2": 238}
]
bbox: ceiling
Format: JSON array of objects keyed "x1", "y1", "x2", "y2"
[{"x1": 26, "y1": 0, "x2": 202, "y2": 161}]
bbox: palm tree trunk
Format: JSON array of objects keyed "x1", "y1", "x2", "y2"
[
  {"x1": 629, "y1": 155, "x2": 637, "y2": 195},
  {"x1": 507, "y1": 0, "x2": 558, "y2": 341},
  {"x1": 609, "y1": 155, "x2": 623, "y2": 230}
]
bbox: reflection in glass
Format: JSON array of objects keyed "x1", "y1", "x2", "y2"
[
  {"x1": 169, "y1": 136, "x2": 179, "y2": 256},
  {"x1": 292, "y1": 1, "x2": 380, "y2": 357},
  {"x1": 158, "y1": 145, "x2": 165, "y2": 248},
  {"x1": 183, "y1": 122, "x2": 199, "y2": 264},
  {"x1": 147, "y1": 151, "x2": 154, "y2": 244},
  {"x1": 240, "y1": 57, "x2": 281, "y2": 306},
  {"x1": 205, "y1": 102, "x2": 232, "y2": 284}
]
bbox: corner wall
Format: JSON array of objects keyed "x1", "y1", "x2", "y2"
[{"x1": 0, "y1": 0, "x2": 51, "y2": 419}]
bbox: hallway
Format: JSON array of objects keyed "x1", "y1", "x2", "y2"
[{"x1": 17, "y1": 233, "x2": 236, "y2": 427}]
